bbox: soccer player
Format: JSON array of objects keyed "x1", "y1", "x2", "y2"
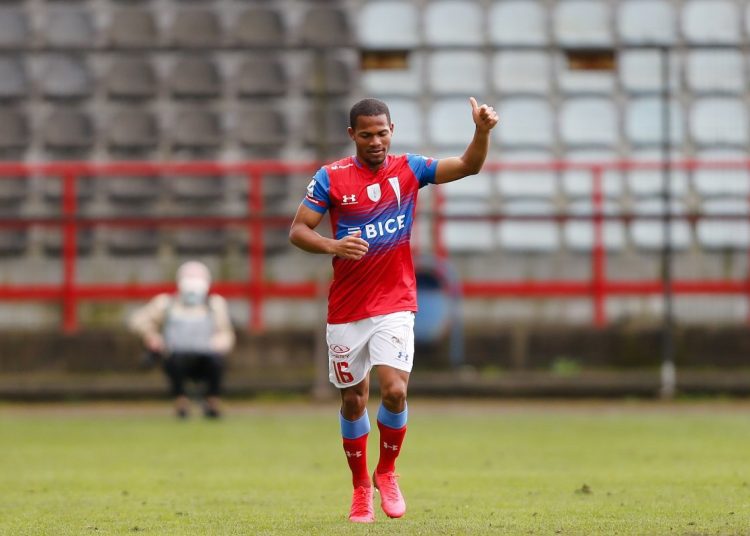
[{"x1": 289, "y1": 97, "x2": 499, "y2": 522}]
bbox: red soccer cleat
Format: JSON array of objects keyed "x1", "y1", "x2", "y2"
[
  {"x1": 348, "y1": 485, "x2": 375, "y2": 523},
  {"x1": 373, "y1": 471, "x2": 406, "y2": 518}
]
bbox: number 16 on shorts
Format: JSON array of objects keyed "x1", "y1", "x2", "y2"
[{"x1": 332, "y1": 360, "x2": 354, "y2": 385}]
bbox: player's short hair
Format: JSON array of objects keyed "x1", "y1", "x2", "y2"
[{"x1": 349, "y1": 98, "x2": 391, "y2": 129}]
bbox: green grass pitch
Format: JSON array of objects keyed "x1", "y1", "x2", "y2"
[{"x1": 2, "y1": 400, "x2": 750, "y2": 535}]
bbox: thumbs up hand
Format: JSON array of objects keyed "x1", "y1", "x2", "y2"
[{"x1": 469, "y1": 97, "x2": 499, "y2": 132}]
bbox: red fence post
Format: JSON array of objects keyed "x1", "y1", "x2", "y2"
[
  {"x1": 62, "y1": 168, "x2": 78, "y2": 333},
  {"x1": 248, "y1": 167, "x2": 265, "y2": 332},
  {"x1": 591, "y1": 166, "x2": 607, "y2": 327}
]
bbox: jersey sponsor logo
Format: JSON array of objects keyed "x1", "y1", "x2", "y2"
[
  {"x1": 329, "y1": 344, "x2": 350, "y2": 354},
  {"x1": 362, "y1": 214, "x2": 406, "y2": 239},
  {"x1": 342, "y1": 194, "x2": 358, "y2": 205},
  {"x1": 387, "y1": 177, "x2": 401, "y2": 208},
  {"x1": 331, "y1": 163, "x2": 353, "y2": 170},
  {"x1": 366, "y1": 183, "x2": 381, "y2": 202},
  {"x1": 347, "y1": 228, "x2": 360, "y2": 236}
]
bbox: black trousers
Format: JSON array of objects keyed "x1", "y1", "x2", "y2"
[{"x1": 162, "y1": 352, "x2": 224, "y2": 398}]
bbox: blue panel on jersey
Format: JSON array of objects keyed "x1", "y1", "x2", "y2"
[
  {"x1": 340, "y1": 409, "x2": 371, "y2": 439},
  {"x1": 407, "y1": 153, "x2": 438, "y2": 187},
  {"x1": 302, "y1": 167, "x2": 331, "y2": 213}
]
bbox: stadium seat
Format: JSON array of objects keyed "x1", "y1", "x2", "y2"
[
  {"x1": 41, "y1": 228, "x2": 95, "y2": 257},
  {"x1": 429, "y1": 99, "x2": 478, "y2": 148},
  {"x1": 441, "y1": 170, "x2": 494, "y2": 219},
  {"x1": 303, "y1": 55, "x2": 355, "y2": 96},
  {"x1": 619, "y1": 50, "x2": 678, "y2": 94},
  {"x1": 39, "y1": 56, "x2": 93, "y2": 100},
  {"x1": 0, "y1": 57, "x2": 27, "y2": 100},
  {"x1": 496, "y1": 98, "x2": 553, "y2": 149},
  {"x1": 682, "y1": 0, "x2": 740, "y2": 44},
  {"x1": 560, "y1": 99, "x2": 617, "y2": 148},
  {"x1": 171, "y1": 109, "x2": 223, "y2": 151},
  {"x1": 108, "y1": 9, "x2": 159, "y2": 49},
  {"x1": 168, "y1": 175, "x2": 225, "y2": 203},
  {"x1": 236, "y1": 56, "x2": 287, "y2": 98},
  {"x1": 563, "y1": 199, "x2": 626, "y2": 251},
  {"x1": 303, "y1": 104, "x2": 350, "y2": 149},
  {"x1": 693, "y1": 149, "x2": 750, "y2": 197},
  {"x1": 488, "y1": 0, "x2": 548, "y2": 46},
  {"x1": 44, "y1": 7, "x2": 97, "y2": 49},
  {"x1": 0, "y1": 230, "x2": 27, "y2": 256},
  {"x1": 625, "y1": 98, "x2": 684, "y2": 147},
  {"x1": 690, "y1": 99, "x2": 748, "y2": 147},
  {"x1": 104, "y1": 228, "x2": 160, "y2": 255},
  {"x1": 171, "y1": 10, "x2": 223, "y2": 48},
  {"x1": 685, "y1": 50, "x2": 744, "y2": 94},
  {"x1": 425, "y1": 1, "x2": 482, "y2": 45},
  {"x1": 237, "y1": 107, "x2": 287, "y2": 150},
  {"x1": 106, "y1": 109, "x2": 159, "y2": 152},
  {"x1": 630, "y1": 199, "x2": 691, "y2": 250},
  {"x1": 617, "y1": 0, "x2": 676, "y2": 44},
  {"x1": 0, "y1": 8, "x2": 29, "y2": 50},
  {"x1": 626, "y1": 150, "x2": 689, "y2": 197},
  {"x1": 560, "y1": 150, "x2": 623, "y2": 198},
  {"x1": 385, "y1": 99, "x2": 421, "y2": 149},
  {"x1": 173, "y1": 228, "x2": 228, "y2": 255},
  {"x1": 105, "y1": 176, "x2": 162, "y2": 205},
  {"x1": 41, "y1": 175, "x2": 96, "y2": 205},
  {"x1": 696, "y1": 198, "x2": 750, "y2": 250},
  {"x1": 0, "y1": 109, "x2": 29, "y2": 152},
  {"x1": 556, "y1": 52, "x2": 615, "y2": 95},
  {"x1": 299, "y1": 7, "x2": 353, "y2": 47},
  {"x1": 358, "y1": 1, "x2": 419, "y2": 49},
  {"x1": 554, "y1": 0, "x2": 612, "y2": 47},
  {"x1": 42, "y1": 108, "x2": 94, "y2": 152},
  {"x1": 105, "y1": 57, "x2": 158, "y2": 100},
  {"x1": 169, "y1": 57, "x2": 222, "y2": 99},
  {"x1": 496, "y1": 151, "x2": 557, "y2": 199},
  {"x1": 492, "y1": 51, "x2": 551, "y2": 95},
  {"x1": 441, "y1": 221, "x2": 495, "y2": 253},
  {"x1": 428, "y1": 51, "x2": 486, "y2": 96},
  {"x1": 0, "y1": 177, "x2": 28, "y2": 206},
  {"x1": 498, "y1": 200, "x2": 559, "y2": 252},
  {"x1": 360, "y1": 53, "x2": 423, "y2": 97},
  {"x1": 231, "y1": 7, "x2": 285, "y2": 47}
]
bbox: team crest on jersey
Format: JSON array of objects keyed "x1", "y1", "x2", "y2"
[{"x1": 366, "y1": 184, "x2": 381, "y2": 202}]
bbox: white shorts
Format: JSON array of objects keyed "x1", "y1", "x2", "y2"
[{"x1": 326, "y1": 311, "x2": 415, "y2": 389}]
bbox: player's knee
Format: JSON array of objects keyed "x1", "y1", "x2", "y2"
[
  {"x1": 340, "y1": 390, "x2": 368, "y2": 417},
  {"x1": 380, "y1": 382, "x2": 407, "y2": 412}
]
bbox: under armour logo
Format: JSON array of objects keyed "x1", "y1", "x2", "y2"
[
  {"x1": 346, "y1": 450, "x2": 363, "y2": 458},
  {"x1": 342, "y1": 194, "x2": 357, "y2": 204},
  {"x1": 396, "y1": 352, "x2": 409, "y2": 361},
  {"x1": 383, "y1": 442, "x2": 399, "y2": 451}
]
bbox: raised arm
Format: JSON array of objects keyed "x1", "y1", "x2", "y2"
[
  {"x1": 289, "y1": 203, "x2": 369, "y2": 260},
  {"x1": 434, "y1": 97, "x2": 499, "y2": 185}
]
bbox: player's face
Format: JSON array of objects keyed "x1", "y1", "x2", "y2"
[{"x1": 348, "y1": 114, "x2": 393, "y2": 170}]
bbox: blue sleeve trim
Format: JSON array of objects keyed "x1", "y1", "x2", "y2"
[
  {"x1": 303, "y1": 167, "x2": 331, "y2": 212},
  {"x1": 377, "y1": 402, "x2": 408, "y2": 429},
  {"x1": 302, "y1": 198, "x2": 327, "y2": 213},
  {"x1": 340, "y1": 409, "x2": 371, "y2": 439},
  {"x1": 407, "y1": 153, "x2": 438, "y2": 188}
]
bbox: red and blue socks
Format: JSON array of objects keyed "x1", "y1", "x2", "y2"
[
  {"x1": 376, "y1": 402, "x2": 408, "y2": 475},
  {"x1": 340, "y1": 409, "x2": 371, "y2": 488}
]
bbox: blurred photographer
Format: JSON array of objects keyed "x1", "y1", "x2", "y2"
[{"x1": 129, "y1": 261, "x2": 235, "y2": 418}]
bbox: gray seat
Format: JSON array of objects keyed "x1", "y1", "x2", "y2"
[
  {"x1": 686, "y1": 50, "x2": 744, "y2": 94},
  {"x1": 361, "y1": 53, "x2": 423, "y2": 97},
  {"x1": 173, "y1": 228, "x2": 228, "y2": 255},
  {"x1": 554, "y1": 0, "x2": 612, "y2": 47},
  {"x1": 0, "y1": 8, "x2": 30, "y2": 50},
  {"x1": 172, "y1": 109, "x2": 222, "y2": 151},
  {"x1": 428, "y1": 51, "x2": 485, "y2": 96},
  {"x1": 170, "y1": 57, "x2": 222, "y2": 99},
  {"x1": 43, "y1": 109, "x2": 94, "y2": 151},
  {"x1": 385, "y1": 99, "x2": 421, "y2": 149},
  {"x1": 232, "y1": 7, "x2": 285, "y2": 47},
  {"x1": 236, "y1": 57, "x2": 287, "y2": 98},
  {"x1": 630, "y1": 199, "x2": 691, "y2": 250},
  {"x1": 619, "y1": 50, "x2": 678, "y2": 95},
  {"x1": 299, "y1": 7, "x2": 353, "y2": 46},
  {"x1": 107, "y1": 109, "x2": 159, "y2": 152},
  {"x1": 618, "y1": 0, "x2": 676, "y2": 44},
  {"x1": 0, "y1": 57, "x2": 28, "y2": 100},
  {"x1": 0, "y1": 109, "x2": 29, "y2": 152},
  {"x1": 496, "y1": 151, "x2": 556, "y2": 198},
  {"x1": 442, "y1": 222, "x2": 495, "y2": 253},
  {"x1": 429, "y1": 99, "x2": 477, "y2": 148},
  {"x1": 692, "y1": 149, "x2": 750, "y2": 197},
  {"x1": 682, "y1": 0, "x2": 740, "y2": 44},
  {"x1": 109, "y1": 9, "x2": 159, "y2": 49},
  {"x1": 105, "y1": 57, "x2": 157, "y2": 100},
  {"x1": 0, "y1": 177, "x2": 28, "y2": 206},
  {"x1": 560, "y1": 150, "x2": 623, "y2": 198},
  {"x1": 358, "y1": 1, "x2": 419, "y2": 49},
  {"x1": 0, "y1": 230, "x2": 27, "y2": 256},
  {"x1": 105, "y1": 176, "x2": 161, "y2": 205},
  {"x1": 425, "y1": 1, "x2": 482, "y2": 45},
  {"x1": 563, "y1": 200, "x2": 626, "y2": 251},
  {"x1": 492, "y1": 51, "x2": 550, "y2": 95},
  {"x1": 40, "y1": 56, "x2": 92, "y2": 100},
  {"x1": 41, "y1": 228, "x2": 94, "y2": 257},
  {"x1": 304, "y1": 104, "x2": 350, "y2": 149},
  {"x1": 105, "y1": 228, "x2": 160, "y2": 255},
  {"x1": 171, "y1": 10, "x2": 223, "y2": 48},
  {"x1": 303, "y1": 55, "x2": 354, "y2": 96},
  {"x1": 625, "y1": 98, "x2": 683, "y2": 147},
  {"x1": 498, "y1": 200, "x2": 559, "y2": 252},
  {"x1": 489, "y1": 0, "x2": 548, "y2": 46},
  {"x1": 496, "y1": 98, "x2": 553, "y2": 148},
  {"x1": 560, "y1": 98, "x2": 617, "y2": 147},
  {"x1": 44, "y1": 7, "x2": 97, "y2": 49},
  {"x1": 237, "y1": 108, "x2": 287, "y2": 149},
  {"x1": 690, "y1": 98, "x2": 748, "y2": 147},
  {"x1": 696, "y1": 198, "x2": 750, "y2": 250},
  {"x1": 168, "y1": 175, "x2": 225, "y2": 203}
]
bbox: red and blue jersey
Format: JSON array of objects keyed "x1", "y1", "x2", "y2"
[{"x1": 303, "y1": 154, "x2": 438, "y2": 324}]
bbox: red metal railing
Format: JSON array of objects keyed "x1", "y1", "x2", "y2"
[{"x1": 1, "y1": 159, "x2": 749, "y2": 332}]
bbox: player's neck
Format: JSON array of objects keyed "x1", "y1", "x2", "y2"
[{"x1": 354, "y1": 155, "x2": 389, "y2": 173}]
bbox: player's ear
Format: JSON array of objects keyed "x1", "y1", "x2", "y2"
[
  {"x1": 347, "y1": 126, "x2": 355, "y2": 141},
  {"x1": 390, "y1": 123, "x2": 394, "y2": 133}
]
